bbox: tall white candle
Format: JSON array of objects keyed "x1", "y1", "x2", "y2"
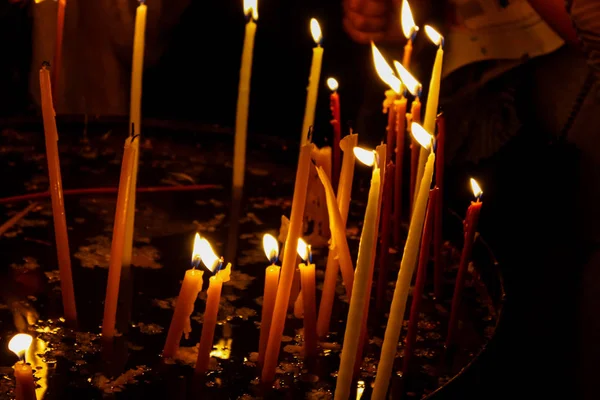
[{"x1": 300, "y1": 18, "x2": 324, "y2": 146}]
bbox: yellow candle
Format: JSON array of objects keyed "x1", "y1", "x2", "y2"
[
  {"x1": 334, "y1": 148, "x2": 381, "y2": 400},
  {"x1": 122, "y1": 134, "x2": 139, "y2": 269},
  {"x1": 297, "y1": 239, "x2": 317, "y2": 362},
  {"x1": 39, "y1": 64, "x2": 77, "y2": 325},
  {"x1": 312, "y1": 145, "x2": 332, "y2": 180},
  {"x1": 316, "y1": 133, "x2": 357, "y2": 339},
  {"x1": 9, "y1": 334, "x2": 36, "y2": 400},
  {"x1": 372, "y1": 123, "x2": 435, "y2": 400},
  {"x1": 258, "y1": 234, "x2": 281, "y2": 366},
  {"x1": 414, "y1": 26, "x2": 443, "y2": 205},
  {"x1": 232, "y1": 0, "x2": 258, "y2": 191},
  {"x1": 262, "y1": 144, "x2": 312, "y2": 383},
  {"x1": 194, "y1": 252, "x2": 231, "y2": 374},
  {"x1": 162, "y1": 234, "x2": 205, "y2": 358},
  {"x1": 300, "y1": 19, "x2": 324, "y2": 146},
  {"x1": 129, "y1": 0, "x2": 147, "y2": 135},
  {"x1": 102, "y1": 136, "x2": 139, "y2": 339}
]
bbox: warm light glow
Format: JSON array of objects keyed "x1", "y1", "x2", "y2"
[
  {"x1": 210, "y1": 338, "x2": 233, "y2": 360},
  {"x1": 393, "y1": 61, "x2": 421, "y2": 96},
  {"x1": 198, "y1": 238, "x2": 220, "y2": 272},
  {"x1": 297, "y1": 238, "x2": 310, "y2": 263},
  {"x1": 371, "y1": 42, "x2": 401, "y2": 93},
  {"x1": 192, "y1": 233, "x2": 202, "y2": 266},
  {"x1": 470, "y1": 178, "x2": 483, "y2": 199},
  {"x1": 353, "y1": 147, "x2": 376, "y2": 167},
  {"x1": 411, "y1": 122, "x2": 433, "y2": 150},
  {"x1": 263, "y1": 234, "x2": 279, "y2": 264},
  {"x1": 356, "y1": 380, "x2": 366, "y2": 400},
  {"x1": 243, "y1": 0, "x2": 258, "y2": 20},
  {"x1": 310, "y1": 18, "x2": 322, "y2": 44},
  {"x1": 327, "y1": 77, "x2": 339, "y2": 92},
  {"x1": 401, "y1": 0, "x2": 418, "y2": 39},
  {"x1": 425, "y1": 25, "x2": 443, "y2": 47},
  {"x1": 8, "y1": 334, "x2": 33, "y2": 359}
]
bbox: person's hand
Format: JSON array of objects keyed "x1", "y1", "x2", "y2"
[{"x1": 343, "y1": 0, "x2": 403, "y2": 44}]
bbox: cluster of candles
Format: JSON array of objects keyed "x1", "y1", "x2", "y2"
[{"x1": 8, "y1": 0, "x2": 487, "y2": 399}]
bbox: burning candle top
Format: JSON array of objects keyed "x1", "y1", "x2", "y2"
[
  {"x1": 310, "y1": 18, "x2": 322, "y2": 46},
  {"x1": 8, "y1": 334, "x2": 33, "y2": 363},
  {"x1": 326, "y1": 77, "x2": 339, "y2": 92},
  {"x1": 393, "y1": 61, "x2": 422, "y2": 98},
  {"x1": 296, "y1": 238, "x2": 312, "y2": 264},
  {"x1": 198, "y1": 237, "x2": 231, "y2": 280},
  {"x1": 263, "y1": 233, "x2": 279, "y2": 265},
  {"x1": 244, "y1": 0, "x2": 258, "y2": 21},
  {"x1": 411, "y1": 122, "x2": 434, "y2": 151},
  {"x1": 401, "y1": 0, "x2": 418, "y2": 41},
  {"x1": 371, "y1": 43, "x2": 402, "y2": 95},
  {"x1": 353, "y1": 147, "x2": 378, "y2": 168},
  {"x1": 470, "y1": 178, "x2": 483, "y2": 201}
]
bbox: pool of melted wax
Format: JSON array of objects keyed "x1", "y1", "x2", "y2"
[{"x1": 0, "y1": 125, "x2": 499, "y2": 399}]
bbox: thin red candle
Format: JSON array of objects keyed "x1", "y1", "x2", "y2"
[
  {"x1": 392, "y1": 98, "x2": 407, "y2": 246},
  {"x1": 52, "y1": 0, "x2": 67, "y2": 101},
  {"x1": 403, "y1": 188, "x2": 436, "y2": 374},
  {"x1": 446, "y1": 179, "x2": 483, "y2": 348},
  {"x1": 327, "y1": 78, "x2": 342, "y2": 190},
  {"x1": 409, "y1": 97, "x2": 422, "y2": 213},
  {"x1": 385, "y1": 97, "x2": 397, "y2": 164},
  {"x1": 433, "y1": 114, "x2": 446, "y2": 298},
  {"x1": 376, "y1": 162, "x2": 395, "y2": 309}
]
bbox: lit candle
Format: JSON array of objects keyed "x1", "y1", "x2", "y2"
[
  {"x1": 162, "y1": 233, "x2": 205, "y2": 358},
  {"x1": 122, "y1": 126, "x2": 139, "y2": 273},
  {"x1": 262, "y1": 143, "x2": 312, "y2": 383},
  {"x1": 393, "y1": 61, "x2": 422, "y2": 244},
  {"x1": 258, "y1": 234, "x2": 280, "y2": 366},
  {"x1": 129, "y1": 0, "x2": 147, "y2": 136},
  {"x1": 400, "y1": 0, "x2": 418, "y2": 68},
  {"x1": 232, "y1": 0, "x2": 258, "y2": 192},
  {"x1": 433, "y1": 114, "x2": 446, "y2": 298},
  {"x1": 195, "y1": 239, "x2": 232, "y2": 375},
  {"x1": 316, "y1": 133, "x2": 357, "y2": 339},
  {"x1": 300, "y1": 19, "x2": 324, "y2": 146},
  {"x1": 8, "y1": 334, "x2": 36, "y2": 400},
  {"x1": 39, "y1": 64, "x2": 77, "y2": 325},
  {"x1": 414, "y1": 26, "x2": 444, "y2": 207},
  {"x1": 327, "y1": 77, "x2": 342, "y2": 190},
  {"x1": 297, "y1": 239, "x2": 317, "y2": 362},
  {"x1": 102, "y1": 135, "x2": 140, "y2": 339},
  {"x1": 372, "y1": 123, "x2": 435, "y2": 400},
  {"x1": 52, "y1": 0, "x2": 67, "y2": 100},
  {"x1": 334, "y1": 148, "x2": 381, "y2": 400},
  {"x1": 446, "y1": 179, "x2": 483, "y2": 348}
]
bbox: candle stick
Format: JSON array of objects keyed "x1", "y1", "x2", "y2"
[
  {"x1": 39, "y1": 64, "x2": 77, "y2": 325},
  {"x1": 317, "y1": 133, "x2": 357, "y2": 339},
  {"x1": 372, "y1": 123, "x2": 435, "y2": 400},
  {"x1": 403, "y1": 188, "x2": 436, "y2": 375},
  {"x1": 300, "y1": 19, "x2": 324, "y2": 146},
  {"x1": 409, "y1": 97, "x2": 421, "y2": 211},
  {"x1": 258, "y1": 234, "x2": 280, "y2": 366},
  {"x1": 162, "y1": 233, "x2": 205, "y2": 358},
  {"x1": 400, "y1": 0, "x2": 418, "y2": 68},
  {"x1": 334, "y1": 148, "x2": 381, "y2": 400},
  {"x1": 376, "y1": 162, "x2": 395, "y2": 309},
  {"x1": 262, "y1": 144, "x2": 312, "y2": 383},
  {"x1": 9, "y1": 334, "x2": 36, "y2": 400},
  {"x1": 195, "y1": 238, "x2": 232, "y2": 375},
  {"x1": 102, "y1": 135, "x2": 139, "y2": 339},
  {"x1": 129, "y1": 0, "x2": 147, "y2": 136},
  {"x1": 52, "y1": 0, "x2": 67, "y2": 101},
  {"x1": 446, "y1": 179, "x2": 483, "y2": 348},
  {"x1": 414, "y1": 26, "x2": 443, "y2": 208},
  {"x1": 433, "y1": 114, "x2": 446, "y2": 298},
  {"x1": 297, "y1": 239, "x2": 317, "y2": 362},
  {"x1": 327, "y1": 78, "x2": 342, "y2": 190},
  {"x1": 384, "y1": 91, "x2": 398, "y2": 163}
]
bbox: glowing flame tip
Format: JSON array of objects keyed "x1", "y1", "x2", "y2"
[
  {"x1": 353, "y1": 147, "x2": 377, "y2": 167},
  {"x1": 198, "y1": 237, "x2": 220, "y2": 272},
  {"x1": 310, "y1": 18, "x2": 322, "y2": 44},
  {"x1": 371, "y1": 42, "x2": 401, "y2": 93},
  {"x1": 243, "y1": 0, "x2": 258, "y2": 20},
  {"x1": 297, "y1": 238, "x2": 311, "y2": 262},
  {"x1": 8, "y1": 334, "x2": 33, "y2": 359},
  {"x1": 470, "y1": 178, "x2": 483, "y2": 199},
  {"x1": 401, "y1": 0, "x2": 418, "y2": 39},
  {"x1": 327, "y1": 77, "x2": 339, "y2": 92},
  {"x1": 425, "y1": 25, "x2": 443, "y2": 47},
  {"x1": 263, "y1": 234, "x2": 279, "y2": 264},
  {"x1": 393, "y1": 61, "x2": 421, "y2": 97},
  {"x1": 410, "y1": 122, "x2": 433, "y2": 150}
]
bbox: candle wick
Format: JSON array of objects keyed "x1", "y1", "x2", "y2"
[
  {"x1": 192, "y1": 256, "x2": 201, "y2": 270},
  {"x1": 41, "y1": 61, "x2": 51, "y2": 70}
]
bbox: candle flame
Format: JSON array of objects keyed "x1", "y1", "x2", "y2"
[
  {"x1": 198, "y1": 237, "x2": 221, "y2": 272},
  {"x1": 263, "y1": 234, "x2": 279, "y2": 264},
  {"x1": 327, "y1": 77, "x2": 339, "y2": 92},
  {"x1": 297, "y1": 238, "x2": 310, "y2": 263},
  {"x1": 424, "y1": 25, "x2": 443, "y2": 47},
  {"x1": 371, "y1": 42, "x2": 401, "y2": 93},
  {"x1": 470, "y1": 178, "x2": 483, "y2": 199},
  {"x1": 8, "y1": 334, "x2": 33, "y2": 359},
  {"x1": 411, "y1": 122, "x2": 433, "y2": 150},
  {"x1": 401, "y1": 0, "x2": 418, "y2": 39},
  {"x1": 356, "y1": 380, "x2": 366, "y2": 400},
  {"x1": 210, "y1": 338, "x2": 233, "y2": 360},
  {"x1": 243, "y1": 0, "x2": 258, "y2": 20},
  {"x1": 353, "y1": 147, "x2": 377, "y2": 167},
  {"x1": 310, "y1": 18, "x2": 322, "y2": 45},
  {"x1": 393, "y1": 61, "x2": 421, "y2": 96},
  {"x1": 191, "y1": 233, "x2": 203, "y2": 266}
]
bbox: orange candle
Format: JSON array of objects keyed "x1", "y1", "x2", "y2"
[
  {"x1": 297, "y1": 239, "x2": 317, "y2": 362},
  {"x1": 258, "y1": 234, "x2": 281, "y2": 366},
  {"x1": 8, "y1": 334, "x2": 36, "y2": 400},
  {"x1": 409, "y1": 97, "x2": 422, "y2": 211},
  {"x1": 195, "y1": 238, "x2": 232, "y2": 375},
  {"x1": 39, "y1": 64, "x2": 77, "y2": 325},
  {"x1": 317, "y1": 133, "x2": 357, "y2": 339},
  {"x1": 400, "y1": 0, "x2": 418, "y2": 68},
  {"x1": 162, "y1": 233, "x2": 205, "y2": 358},
  {"x1": 262, "y1": 143, "x2": 312, "y2": 383},
  {"x1": 101, "y1": 135, "x2": 139, "y2": 339},
  {"x1": 392, "y1": 97, "x2": 407, "y2": 246}
]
